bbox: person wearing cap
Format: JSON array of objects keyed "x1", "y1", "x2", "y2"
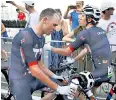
[
  {"x1": 97, "y1": 1, "x2": 116, "y2": 83},
  {"x1": 64, "y1": 1, "x2": 84, "y2": 31},
  {"x1": 8, "y1": 1, "x2": 39, "y2": 28}
]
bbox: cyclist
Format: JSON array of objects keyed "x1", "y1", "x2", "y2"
[
  {"x1": 9, "y1": 8, "x2": 75, "y2": 100},
  {"x1": 44, "y1": 5, "x2": 112, "y2": 99}
]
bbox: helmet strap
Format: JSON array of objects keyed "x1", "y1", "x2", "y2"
[{"x1": 86, "y1": 16, "x2": 92, "y2": 26}]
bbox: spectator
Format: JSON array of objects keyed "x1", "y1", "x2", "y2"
[
  {"x1": 9, "y1": 1, "x2": 39, "y2": 28},
  {"x1": 16, "y1": 8, "x2": 26, "y2": 27},
  {"x1": 1, "y1": 23, "x2": 8, "y2": 61},
  {"x1": 1, "y1": 22, "x2": 8, "y2": 37},
  {"x1": 1, "y1": 22, "x2": 8, "y2": 42},
  {"x1": 97, "y1": 1, "x2": 116, "y2": 82},
  {"x1": 16, "y1": 8, "x2": 26, "y2": 21},
  {"x1": 64, "y1": 0, "x2": 84, "y2": 31},
  {"x1": 48, "y1": 9, "x2": 69, "y2": 71}
]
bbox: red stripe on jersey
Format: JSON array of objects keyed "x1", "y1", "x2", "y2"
[
  {"x1": 28, "y1": 61, "x2": 38, "y2": 67},
  {"x1": 110, "y1": 89, "x2": 114, "y2": 95},
  {"x1": 68, "y1": 45, "x2": 75, "y2": 52},
  {"x1": 20, "y1": 47, "x2": 25, "y2": 61}
]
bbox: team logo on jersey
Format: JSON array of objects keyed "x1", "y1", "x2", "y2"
[
  {"x1": 80, "y1": 36, "x2": 85, "y2": 40},
  {"x1": 33, "y1": 48, "x2": 43, "y2": 59},
  {"x1": 97, "y1": 31, "x2": 105, "y2": 35},
  {"x1": 21, "y1": 38, "x2": 25, "y2": 44}
]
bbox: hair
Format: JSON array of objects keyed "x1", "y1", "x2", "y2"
[
  {"x1": 39, "y1": 8, "x2": 59, "y2": 21},
  {"x1": 74, "y1": 26, "x2": 86, "y2": 35},
  {"x1": 16, "y1": 8, "x2": 20, "y2": 12},
  {"x1": 102, "y1": 10, "x2": 106, "y2": 14},
  {"x1": 55, "y1": 9, "x2": 62, "y2": 16}
]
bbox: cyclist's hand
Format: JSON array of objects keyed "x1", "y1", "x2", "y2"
[
  {"x1": 44, "y1": 43, "x2": 53, "y2": 51},
  {"x1": 56, "y1": 85, "x2": 76, "y2": 96},
  {"x1": 52, "y1": 74, "x2": 64, "y2": 81}
]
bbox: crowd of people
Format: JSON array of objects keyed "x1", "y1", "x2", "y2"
[{"x1": 1, "y1": 1, "x2": 116, "y2": 100}]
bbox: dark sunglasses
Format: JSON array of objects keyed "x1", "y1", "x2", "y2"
[{"x1": 107, "y1": 7, "x2": 115, "y2": 10}]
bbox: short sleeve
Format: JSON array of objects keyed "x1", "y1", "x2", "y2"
[
  {"x1": 20, "y1": 31, "x2": 37, "y2": 67},
  {"x1": 68, "y1": 30, "x2": 89, "y2": 52}
]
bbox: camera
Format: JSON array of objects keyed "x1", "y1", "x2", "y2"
[{"x1": 6, "y1": 1, "x2": 12, "y2": 3}]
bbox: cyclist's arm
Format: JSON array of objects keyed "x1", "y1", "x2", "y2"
[
  {"x1": 38, "y1": 60, "x2": 55, "y2": 77},
  {"x1": 74, "y1": 47, "x2": 88, "y2": 61},
  {"x1": 52, "y1": 30, "x2": 88, "y2": 56},
  {"x1": 20, "y1": 32, "x2": 58, "y2": 90}
]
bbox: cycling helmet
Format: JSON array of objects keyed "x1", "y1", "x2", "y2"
[
  {"x1": 78, "y1": 71, "x2": 95, "y2": 90},
  {"x1": 82, "y1": 5, "x2": 100, "y2": 24}
]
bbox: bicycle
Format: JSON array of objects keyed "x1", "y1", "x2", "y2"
[
  {"x1": 40, "y1": 61, "x2": 116, "y2": 100},
  {"x1": 1, "y1": 59, "x2": 14, "y2": 100},
  {"x1": 1, "y1": 56, "x2": 116, "y2": 100}
]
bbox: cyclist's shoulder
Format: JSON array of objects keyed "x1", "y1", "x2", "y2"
[
  {"x1": 14, "y1": 28, "x2": 34, "y2": 42},
  {"x1": 87, "y1": 26, "x2": 105, "y2": 33},
  {"x1": 78, "y1": 28, "x2": 89, "y2": 36}
]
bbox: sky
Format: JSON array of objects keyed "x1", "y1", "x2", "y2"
[{"x1": 1, "y1": 0, "x2": 116, "y2": 20}]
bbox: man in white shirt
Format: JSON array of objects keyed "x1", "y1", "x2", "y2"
[
  {"x1": 9, "y1": 1, "x2": 39, "y2": 28},
  {"x1": 97, "y1": 1, "x2": 116, "y2": 81}
]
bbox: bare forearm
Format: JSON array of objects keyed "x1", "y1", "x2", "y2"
[
  {"x1": 38, "y1": 61, "x2": 54, "y2": 77},
  {"x1": 62, "y1": 32, "x2": 74, "y2": 42},
  {"x1": 30, "y1": 65, "x2": 58, "y2": 90},
  {"x1": 74, "y1": 48, "x2": 88, "y2": 61},
  {"x1": 64, "y1": 9, "x2": 70, "y2": 19},
  {"x1": 63, "y1": 37, "x2": 75, "y2": 42},
  {"x1": 52, "y1": 47, "x2": 71, "y2": 56}
]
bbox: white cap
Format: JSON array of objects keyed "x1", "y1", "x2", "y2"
[
  {"x1": 100, "y1": 1, "x2": 115, "y2": 12},
  {"x1": 24, "y1": 1, "x2": 34, "y2": 6}
]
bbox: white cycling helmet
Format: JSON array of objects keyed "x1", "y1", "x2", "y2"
[
  {"x1": 78, "y1": 71, "x2": 95, "y2": 90},
  {"x1": 82, "y1": 5, "x2": 100, "y2": 24},
  {"x1": 24, "y1": 1, "x2": 34, "y2": 6}
]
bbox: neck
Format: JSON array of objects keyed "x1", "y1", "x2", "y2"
[
  {"x1": 86, "y1": 24, "x2": 94, "y2": 29},
  {"x1": 29, "y1": 8, "x2": 36, "y2": 14},
  {"x1": 32, "y1": 23, "x2": 43, "y2": 37},
  {"x1": 102, "y1": 14, "x2": 111, "y2": 20}
]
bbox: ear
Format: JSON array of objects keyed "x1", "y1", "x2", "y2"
[
  {"x1": 42, "y1": 17, "x2": 48, "y2": 24},
  {"x1": 87, "y1": 17, "x2": 92, "y2": 22}
]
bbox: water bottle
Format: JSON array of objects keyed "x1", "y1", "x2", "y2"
[{"x1": 67, "y1": 78, "x2": 79, "y2": 99}]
